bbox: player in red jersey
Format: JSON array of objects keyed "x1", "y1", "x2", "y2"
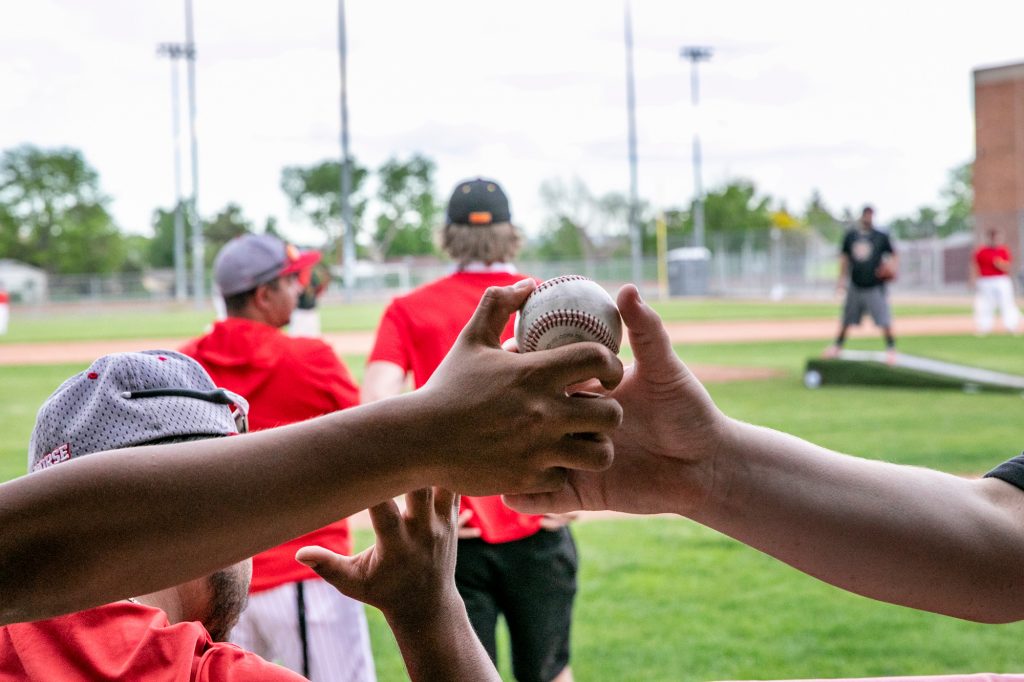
[
  {"x1": 182, "y1": 234, "x2": 373, "y2": 682},
  {"x1": 971, "y1": 228, "x2": 1021, "y2": 335},
  {"x1": 364, "y1": 178, "x2": 577, "y2": 682}
]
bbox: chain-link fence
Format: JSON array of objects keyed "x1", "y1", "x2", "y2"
[{"x1": 17, "y1": 229, "x2": 981, "y2": 306}]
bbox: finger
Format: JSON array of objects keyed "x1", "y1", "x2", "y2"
[
  {"x1": 548, "y1": 432, "x2": 615, "y2": 472},
  {"x1": 368, "y1": 497, "x2": 403, "y2": 538},
  {"x1": 295, "y1": 545, "x2": 360, "y2": 591},
  {"x1": 529, "y1": 341, "x2": 623, "y2": 391},
  {"x1": 404, "y1": 487, "x2": 433, "y2": 525},
  {"x1": 433, "y1": 487, "x2": 458, "y2": 521},
  {"x1": 457, "y1": 508, "x2": 475, "y2": 527},
  {"x1": 504, "y1": 487, "x2": 584, "y2": 515},
  {"x1": 617, "y1": 284, "x2": 691, "y2": 378},
  {"x1": 458, "y1": 526, "x2": 483, "y2": 539},
  {"x1": 554, "y1": 393, "x2": 623, "y2": 436},
  {"x1": 457, "y1": 280, "x2": 536, "y2": 348}
]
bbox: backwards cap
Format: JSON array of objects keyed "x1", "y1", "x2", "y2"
[
  {"x1": 445, "y1": 178, "x2": 511, "y2": 227},
  {"x1": 29, "y1": 350, "x2": 247, "y2": 473}
]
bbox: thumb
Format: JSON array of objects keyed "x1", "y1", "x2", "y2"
[
  {"x1": 295, "y1": 546, "x2": 360, "y2": 591},
  {"x1": 503, "y1": 490, "x2": 582, "y2": 515},
  {"x1": 457, "y1": 279, "x2": 536, "y2": 347},
  {"x1": 616, "y1": 284, "x2": 688, "y2": 377}
]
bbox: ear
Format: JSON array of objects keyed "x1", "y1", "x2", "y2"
[{"x1": 250, "y1": 282, "x2": 274, "y2": 312}]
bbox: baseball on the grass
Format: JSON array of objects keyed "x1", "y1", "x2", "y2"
[{"x1": 514, "y1": 275, "x2": 623, "y2": 354}]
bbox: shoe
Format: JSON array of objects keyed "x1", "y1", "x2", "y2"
[
  {"x1": 823, "y1": 345, "x2": 841, "y2": 359},
  {"x1": 886, "y1": 349, "x2": 898, "y2": 366}
]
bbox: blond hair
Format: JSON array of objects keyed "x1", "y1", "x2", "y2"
[{"x1": 441, "y1": 221, "x2": 522, "y2": 265}]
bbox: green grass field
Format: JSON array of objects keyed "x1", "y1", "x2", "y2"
[{"x1": 3, "y1": 302, "x2": 1023, "y2": 680}]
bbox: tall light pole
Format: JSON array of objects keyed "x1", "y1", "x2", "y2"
[
  {"x1": 681, "y1": 45, "x2": 712, "y2": 249},
  {"x1": 184, "y1": 0, "x2": 204, "y2": 305},
  {"x1": 623, "y1": 0, "x2": 643, "y2": 291},
  {"x1": 157, "y1": 43, "x2": 188, "y2": 302},
  {"x1": 337, "y1": 0, "x2": 356, "y2": 302}
]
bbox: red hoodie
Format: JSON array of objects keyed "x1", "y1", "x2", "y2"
[{"x1": 181, "y1": 318, "x2": 359, "y2": 593}]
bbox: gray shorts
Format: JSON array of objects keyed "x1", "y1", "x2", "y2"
[{"x1": 843, "y1": 285, "x2": 891, "y2": 327}]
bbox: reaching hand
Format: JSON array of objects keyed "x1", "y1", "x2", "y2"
[
  {"x1": 505, "y1": 284, "x2": 728, "y2": 517},
  {"x1": 296, "y1": 488, "x2": 460, "y2": 619},
  {"x1": 419, "y1": 279, "x2": 624, "y2": 496}
]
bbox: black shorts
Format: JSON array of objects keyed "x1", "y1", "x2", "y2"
[{"x1": 455, "y1": 527, "x2": 578, "y2": 682}]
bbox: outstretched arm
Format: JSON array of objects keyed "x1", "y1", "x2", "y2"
[
  {"x1": 0, "y1": 279, "x2": 623, "y2": 625},
  {"x1": 508, "y1": 284, "x2": 1024, "y2": 623},
  {"x1": 298, "y1": 489, "x2": 499, "y2": 682}
]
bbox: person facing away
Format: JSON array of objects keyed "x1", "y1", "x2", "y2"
[
  {"x1": 0, "y1": 350, "x2": 289, "y2": 680},
  {"x1": 181, "y1": 233, "x2": 374, "y2": 682},
  {"x1": 825, "y1": 205, "x2": 899, "y2": 361},
  {"x1": 971, "y1": 227, "x2": 1021, "y2": 335},
  {"x1": 0, "y1": 350, "x2": 509, "y2": 682},
  {"x1": 362, "y1": 177, "x2": 578, "y2": 682}
]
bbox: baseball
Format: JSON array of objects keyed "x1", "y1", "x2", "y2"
[{"x1": 514, "y1": 275, "x2": 623, "y2": 354}]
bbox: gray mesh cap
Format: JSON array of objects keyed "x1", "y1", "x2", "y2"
[
  {"x1": 214, "y1": 233, "x2": 321, "y2": 297},
  {"x1": 29, "y1": 350, "x2": 249, "y2": 473}
]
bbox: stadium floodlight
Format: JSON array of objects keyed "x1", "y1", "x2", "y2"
[
  {"x1": 183, "y1": 0, "x2": 204, "y2": 306},
  {"x1": 680, "y1": 45, "x2": 713, "y2": 249},
  {"x1": 157, "y1": 42, "x2": 188, "y2": 302},
  {"x1": 624, "y1": 0, "x2": 643, "y2": 293}
]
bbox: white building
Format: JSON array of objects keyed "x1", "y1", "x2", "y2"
[{"x1": 0, "y1": 259, "x2": 48, "y2": 303}]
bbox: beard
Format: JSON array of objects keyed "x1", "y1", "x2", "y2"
[{"x1": 202, "y1": 561, "x2": 252, "y2": 642}]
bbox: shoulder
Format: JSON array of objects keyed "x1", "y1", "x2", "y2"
[{"x1": 199, "y1": 643, "x2": 306, "y2": 680}]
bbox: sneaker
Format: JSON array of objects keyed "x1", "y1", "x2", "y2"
[
  {"x1": 886, "y1": 349, "x2": 898, "y2": 366},
  {"x1": 822, "y1": 344, "x2": 841, "y2": 359}
]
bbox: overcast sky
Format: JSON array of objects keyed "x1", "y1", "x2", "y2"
[{"x1": 1, "y1": 0, "x2": 1022, "y2": 246}]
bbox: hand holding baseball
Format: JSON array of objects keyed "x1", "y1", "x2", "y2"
[
  {"x1": 505, "y1": 284, "x2": 728, "y2": 517},
  {"x1": 419, "y1": 279, "x2": 623, "y2": 497}
]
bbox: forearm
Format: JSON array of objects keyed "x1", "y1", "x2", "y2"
[
  {"x1": 385, "y1": 594, "x2": 500, "y2": 682},
  {"x1": 0, "y1": 393, "x2": 438, "y2": 624},
  {"x1": 689, "y1": 419, "x2": 1024, "y2": 622}
]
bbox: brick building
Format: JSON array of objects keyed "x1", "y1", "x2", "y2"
[{"x1": 973, "y1": 61, "x2": 1024, "y2": 259}]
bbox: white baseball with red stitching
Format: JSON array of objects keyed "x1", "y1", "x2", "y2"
[{"x1": 514, "y1": 275, "x2": 623, "y2": 354}]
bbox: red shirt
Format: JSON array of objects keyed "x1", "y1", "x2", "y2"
[
  {"x1": 974, "y1": 245, "x2": 1012, "y2": 278},
  {"x1": 369, "y1": 270, "x2": 544, "y2": 544},
  {"x1": 181, "y1": 318, "x2": 359, "y2": 592},
  {"x1": 0, "y1": 601, "x2": 302, "y2": 681}
]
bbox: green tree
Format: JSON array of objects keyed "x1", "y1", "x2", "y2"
[
  {"x1": 0, "y1": 145, "x2": 125, "y2": 273},
  {"x1": 372, "y1": 154, "x2": 439, "y2": 261},
  {"x1": 940, "y1": 161, "x2": 972, "y2": 235},
  {"x1": 281, "y1": 159, "x2": 368, "y2": 264},
  {"x1": 890, "y1": 206, "x2": 942, "y2": 240},
  {"x1": 802, "y1": 189, "x2": 842, "y2": 241},
  {"x1": 694, "y1": 179, "x2": 773, "y2": 250},
  {"x1": 202, "y1": 203, "x2": 253, "y2": 267},
  {"x1": 537, "y1": 177, "x2": 642, "y2": 263},
  {"x1": 148, "y1": 202, "x2": 187, "y2": 269}
]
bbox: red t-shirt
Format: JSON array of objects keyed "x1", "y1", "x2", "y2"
[
  {"x1": 368, "y1": 269, "x2": 544, "y2": 544},
  {"x1": 975, "y1": 245, "x2": 1011, "y2": 278},
  {"x1": 0, "y1": 601, "x2": 303, "y2": 681},
  {"x1": 181, "y1": 318, "x2": 359, "y2": 593}
]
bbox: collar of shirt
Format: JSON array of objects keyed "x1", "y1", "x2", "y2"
[{"x1": 455, "y1": 261, "x2": 519, "y2": 274}]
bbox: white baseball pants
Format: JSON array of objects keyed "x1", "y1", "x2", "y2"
[
  {"x1": 974, "y1": 275, "x2": 1021, "y2": 335},
  {"x1": 230, "y1": 578, "x2": 376, "y2": 682}
]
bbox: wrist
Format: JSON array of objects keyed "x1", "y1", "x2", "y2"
[{"x1": 383, "y1": 585, "x2": 464, "y2": 634}]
